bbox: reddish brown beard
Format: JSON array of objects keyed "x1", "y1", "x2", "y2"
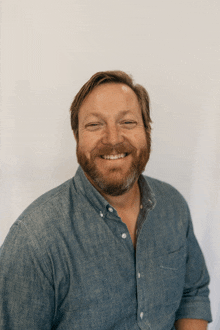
[{"x1": 76, "y1": 140, "x2": 150, "y2": 196}]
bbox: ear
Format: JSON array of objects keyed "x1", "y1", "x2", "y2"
[{"x1": 73, "y1": 131, "x2": 78, "y2": 142}]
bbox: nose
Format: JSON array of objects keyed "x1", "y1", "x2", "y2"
[{"x1": 101, "y1": 123, "x2": 124, "y2": 146}]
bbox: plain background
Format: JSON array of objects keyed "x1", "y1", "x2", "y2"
[{"x1": 0, "y1": 0, "x2": 219, "y2": 328}]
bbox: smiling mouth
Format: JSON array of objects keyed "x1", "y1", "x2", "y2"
[{"x1": 101, "y1": 153, "x2": 127, "y2": 160}]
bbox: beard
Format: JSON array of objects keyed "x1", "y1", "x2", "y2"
[{"x1": 76, "y1": 139, "x2": 150, "y2": 196}]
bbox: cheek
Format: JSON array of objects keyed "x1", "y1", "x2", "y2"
[
  {"x1": 78, "y1": 132, "x2": 101, "y2": 153},
  {"x1": 131, "y1": 130, "x2": 147, "y2": 147}
]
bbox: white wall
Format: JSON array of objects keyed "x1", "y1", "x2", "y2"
[{"x1": 0, "y1": 0, "x2": 219, "y2": 328}]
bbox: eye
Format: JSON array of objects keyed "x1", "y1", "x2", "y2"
[
  {"x1": 121, "y1": 121, "x2": 137, "y2": 129},
  {"x1": 85, "y1": 122, "x2": 102, "y2": 131}
]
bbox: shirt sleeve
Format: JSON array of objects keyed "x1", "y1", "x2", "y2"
[
  {"x1": 0, "y1": 221, "x2": 55, "y2": 329},
  {"x1": 175, "y1": 204, "x2": 212, "y2": 323}
]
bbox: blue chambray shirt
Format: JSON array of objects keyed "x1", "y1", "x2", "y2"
[{"x1": 0, "y1": 166, "x2": 212, "y2": 329}]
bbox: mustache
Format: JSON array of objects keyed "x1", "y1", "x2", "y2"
[{"x1": 91, "y1": 142, "x2": 137, "y2": 158}]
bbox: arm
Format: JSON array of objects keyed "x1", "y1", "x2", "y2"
[
  {"x1": 174, "y1": 203, "x2": 212, "y2": 325},
  {"x1": 0, "y1": 222, "x2": 54, "y2": 329},
  {"x1": 175, "y1": 318, "x2": 208, "y2": 329}
]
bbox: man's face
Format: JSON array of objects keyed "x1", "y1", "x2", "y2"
[{"x1": 76, "y1": 83, "x2": 150, "y2": 196}]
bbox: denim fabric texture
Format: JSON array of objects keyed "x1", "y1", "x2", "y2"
[{"x1": 0, "y1": 166, "x2": 212, "y2": 329}]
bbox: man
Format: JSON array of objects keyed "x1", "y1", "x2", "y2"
[{"x1": 0, "y1": 71, "x2": 212, "y2": 329}]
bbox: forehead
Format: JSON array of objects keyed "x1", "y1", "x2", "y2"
[{"x1": 78, "y1": 83, "x2": 141, "y2": 119}]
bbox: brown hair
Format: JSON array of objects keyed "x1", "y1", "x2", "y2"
[{"x1": 70, "y1": 70, "x2": 152, "y2": 144}]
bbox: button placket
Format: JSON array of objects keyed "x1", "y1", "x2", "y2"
[{"x1": 136, "y1": 251, "x2": 146, "y2": 326}]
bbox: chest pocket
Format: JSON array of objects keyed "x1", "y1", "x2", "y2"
[{"x1": 157, "y1": 244, "x2": 187, "y2": 306}]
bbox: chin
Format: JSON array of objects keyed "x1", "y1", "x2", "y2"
[
  {"x1": 77, "y1": 144, "x2": 149, "y2": 196},
  {"x1": 90, "y1": 166, "x2": 139, "y2": 196}
]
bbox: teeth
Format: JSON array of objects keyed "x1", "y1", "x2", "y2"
[{"x1": 102, "y1": 153, "x2": 126, "y2": 160}]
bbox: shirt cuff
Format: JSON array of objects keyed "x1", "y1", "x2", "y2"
[{"x1": 175, "y1": 297, "x2": 212, "y2": 323}]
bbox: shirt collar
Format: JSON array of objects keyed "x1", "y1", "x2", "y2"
[
  {"x1": 73, "y1": 166, "x2": 110, "y2": 218},
  {"x1": 138, "y1": 174, "x2": 157, "y2": 211},
  {"x1": 73, "y1": 166, "x2": 156, "y2": 217}
]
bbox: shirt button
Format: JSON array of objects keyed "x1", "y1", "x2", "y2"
[
  {"x1": 100, "y1": 211, "x2": 104, "y2": 217},
  {"x1": 121, "y1": 233, "x2": 127, "y2": 239},
  {"x1": 140, "y1": 312, "x2": 144, "y2": 319},
  {"x1": 137, "y1": 273, "x2": 141, "y2": 278},
  {"x1": 108, "y1": 207, "x2": 113, "y2": 212}
]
